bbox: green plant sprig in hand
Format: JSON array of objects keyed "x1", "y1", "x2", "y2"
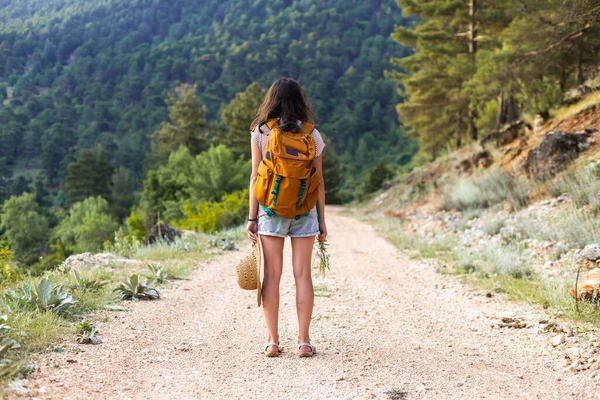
[{"x1": 315, "y1": 240, "x2": 331, "y2": 278}]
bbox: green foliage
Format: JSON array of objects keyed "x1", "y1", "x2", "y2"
[
  {"x1": 105, "y1": 228, "x2": 142, "y2": 258},
  {"x1": 75, "y1": 320, "x2": 101, "y2": 345},
  {"x1": 142, "y1": 146, "x2": 249, "y2": 219},
  {"x1": 321, "y1": 134, "x2": 343, "y2": 204},
  {"x1": 3, "y1": 277, "x2": 76, "y2": 314},
  {"x1": 391, "y1": 0, "x2": 600, "y2": 155},
  {"x1": 110, "y1": 167, "x2": 136, "y2": 222},
  {"x1": 113, "y1": 274, "x2": 159, "y2": 301},
  {"x1": 64, "y1": 147, "x2": 114, "y2": 207},
  {"x1": 126, "y1": 210, "x2": 148, "y2": 241},
  {"x1": 440, "y1": 169, "x2": 530, "y2": 211},
  {"x1": 147, "y1": 263, "x2": 168, "y2": 284},
  {"x1": 0, "y1": 247, "x2": 16, "y2": 282},
  {"x1": 189, "y1": 146, "x2": 250, "y2": 202},
  {"x1": 547, "y1": 167, "x2": 599, "y2": 210},
  {"x1": 315, "y1": 242, "x2": 331, "y2": 278},
  {"x1": 71, "y1": 270, "x2": 108, "y2": 292},
  {"x1": 217, "y1": 82, "x2": 266, "y2": 159},
  {"x1": 55, "y1": 197, "x2": 119, "y2": 254},
  {"x1": 150, "y1": 84, "x2": 209, "y2": 165},
  {"x1": 364, "y1": 162, "x2": 394, "y2": 194},
  {"x1": 0, "y1": 193, "x2": 49, "y2": 265},
  {"x1": 0, "y1": 0, "x2": 413, "y2": 212},
  {"x1": 173, "y1": 189, "x2": 248, "y2": 233}
]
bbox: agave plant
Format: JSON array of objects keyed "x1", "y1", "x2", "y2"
[
  {"x1": 147, "y1": 263, "x2": 169, "y2": 284},
  {"x1": 71, "y1": 270, "x2": 109, "y2": 292},
  {"x1": 0, "y1": 315, "x2": 19, "y2": 350},
  {"x1": 75, "y1": 320, "x2": 101, "y2": 345},
  {"x1": 113, "y1": 274, "x2": 159, "y2": 301},
  {"x1": 3, "y1": 277, "x2": 77, "y2": 314}
]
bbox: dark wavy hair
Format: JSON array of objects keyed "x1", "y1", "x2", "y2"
[{"x1": 251, "y1": 78, "x2": 315, "y2": 131}]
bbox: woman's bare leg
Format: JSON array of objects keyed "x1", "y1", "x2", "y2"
[
  {"x1": 291, "y1": 236, "x2": 315, "y2": 352},
  {"x1": 261, "y1": 235, "x2": 285, "y2": 352}
]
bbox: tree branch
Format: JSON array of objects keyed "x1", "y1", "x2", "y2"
[{"x1": 521, "y1": 23, "x2": 594, "y2": 57}]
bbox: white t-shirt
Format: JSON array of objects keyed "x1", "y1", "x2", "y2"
[
  {"x1": 251, "y1": 121, "x2": 325, "y2": 217},
  {"x1": 250, "y1": 122, "x2": 326, "y2": 159}
]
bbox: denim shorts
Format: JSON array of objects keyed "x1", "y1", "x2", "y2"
[{"x1": 258, "y1": 212, "x2": 319, "y2": 238}]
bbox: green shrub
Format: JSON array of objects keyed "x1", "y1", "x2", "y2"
[
  {"x1": 0, "y1": 247, "x2": 16, "y2": 282},
  {"x1": 440, "y1": 168, "x2": 530, "y2": 211},
  {"x1": 483, "y1": 218, "x2": 506, "y2": 236},
  {"x1": 520, "y1": 205, "x2": 600, "y2": 248},
  {"x1": 364, "y1": 162, "x2": 394, "y2": 194},
  {"x1": 547, "y1": 168, "x2": 598, "y2": 209},
  {"x1": 114, "y1": 274, "x2": 160, "y2": 301},
  {"x1": 483, "y1": 244, "x2": 532, "y2": 279},
  {"x1": 3, "y1": 277, "x2": 77, "y2": 314},
  {"x1": 0, "y1": 193, "x2": 49, "y2": 265},
  {"x1": 71, "y1": 270, "x2": 109, "y2": 292},
  {"x1": 126, "y1": 210, "x2": 148, "y2": 241},
  {"x1": 104, "y1": 228, "x2": 141, "y2": 257},
  {"x1": 173, "y1": 189, "x2": 248, "y2": 233},
  {"x1": 55, "y1": 197, "x2": 119, "y2": 253}
]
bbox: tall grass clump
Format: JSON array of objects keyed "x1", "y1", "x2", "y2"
[
  {"x1": 483, "y1": 243, "x2": 532, "y2": 279},
  {"x1": 548, "y1": 165, "x2": 599, "y2": 210},
  {"x1": 440, "y1": 168, "x2": 530, "y2": 211},
  {"x1": 520, "y1": 205, "x2": 600, "y2": 248}
]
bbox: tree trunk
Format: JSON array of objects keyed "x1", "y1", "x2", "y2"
[
  {"x1": 469, "y1": 0, "x2": 477, "y2": 55},
  {"x1": 497, "y1": 92, "x2": 505, "y2": 127},
  {"x1": 456, "y1": 111, "x2": 463, "y2": 148},
  {"x1": 576, "y1": 36, "x2": 584, "y2": 85},
  {"x1": 468, "y1": 108, "x2": 478, "y2": 140},
  {"x1": 467, "y1": 0, "x2": 478, "y2": 141},
  {"x1": 497, "y1": 92, "x2": 519, "y2": 127}
]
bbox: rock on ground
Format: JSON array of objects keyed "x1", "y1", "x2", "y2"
[
  {"x1": 64, "y1": 252, "x2": 144, "y2": 272},
  {"x1": 522, "y1": 131, "x2": 591, "y2": 179}
]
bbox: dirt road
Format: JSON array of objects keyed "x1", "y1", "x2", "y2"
[{"x1": 20, "y1": 208, "x2": 596, "y2": 399}]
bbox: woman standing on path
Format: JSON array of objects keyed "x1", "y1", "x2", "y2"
[{"x1": 246, "y1": 78, "x2": 328, "y2": 358}]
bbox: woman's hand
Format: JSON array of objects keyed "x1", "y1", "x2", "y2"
[
  {"x1": 247, "y1": 221, "x2": 258, "y2": 244},
  {"x1": 318, "y1": 221, "x2": 328, "y2": 244}
]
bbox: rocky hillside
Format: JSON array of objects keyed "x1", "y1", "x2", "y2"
[{"x1": 365, "y1": 87, "x2": 600, "y2": 382}]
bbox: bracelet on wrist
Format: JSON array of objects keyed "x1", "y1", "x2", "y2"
[{"x1": 248, "y1": 218, "x2": 258, "y2": 222}]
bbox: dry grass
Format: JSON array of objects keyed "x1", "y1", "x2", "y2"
[
  {"x1": 439, "y1": 168, "x2": 530, "y2": 211},
  {"x1": 552, "y1": 91, "x2": 600, "y2": 121}
]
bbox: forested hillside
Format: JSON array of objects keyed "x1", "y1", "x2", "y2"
[
  {"x1": 390, "y1": 0, "x2": 600, "y2": 158},
  {"x1": 0, "y1": 0, "x2": 414, "y2": 195},
  {"x1": 0, "y1": 0, "x2": 417, "y2": 271}
]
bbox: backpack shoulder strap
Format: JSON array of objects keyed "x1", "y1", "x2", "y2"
[
  {"x1": 301, "y1": 122, "x2": 315, "y2": 135},
  {"x1": 266, "y1": 119, "x2": 279, "y2": 130}
]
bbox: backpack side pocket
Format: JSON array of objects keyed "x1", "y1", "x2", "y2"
[{"x1": 254, "y1": 160, "x2": 273, "y2": 206}]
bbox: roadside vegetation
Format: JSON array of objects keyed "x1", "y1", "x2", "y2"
[
  {"x1": 372, "y1": 156, "x2": 600, "y2": 325},
  {"x1": 0, "y1": 228, "x2": 242, "y2": 388}
]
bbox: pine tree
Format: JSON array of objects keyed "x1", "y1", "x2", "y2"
[
  {"x1": 390, "y1": 0, "x2": 479, "y2": 156},
  {"x1": 150, "y1": 84, "x2": 209, "y2": 165},
  {"x1": 218, "y1": 82, "x2": 266, "y2": 160},
  {"x1": 64, "y1": 147, "x2": 115, "y2": 206}
]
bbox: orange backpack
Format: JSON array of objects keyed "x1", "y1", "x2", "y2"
[{"x1": 254, "y1": 119, "x2": 321, "y2": 219}]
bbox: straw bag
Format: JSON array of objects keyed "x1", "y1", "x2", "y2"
[{"x1": 235, "y1": 239, "x2": 262, "y2": 307}]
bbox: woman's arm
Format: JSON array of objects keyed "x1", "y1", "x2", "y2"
[
  {"x1": 247, "y1": 143, "x2": 262, "y2": 243},
  {"x1": 313, "y1": 155, "x2": 327, "y2": 243}
]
